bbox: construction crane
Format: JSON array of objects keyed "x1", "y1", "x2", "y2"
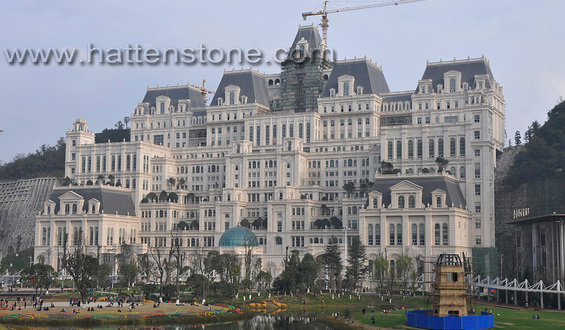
[
  {"x1": 302, "y1": 0, "x2": 427, "y2": 50},
  {"x1": 197, "y1": 79, "x2": 215, "y2": 103}
]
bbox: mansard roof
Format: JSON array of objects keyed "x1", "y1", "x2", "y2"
[
  {"x1": 210, "y1": 70, "x2": 269, "y2": 107},
  {"x1": 322, "y1": 58, "x2": 390, "y2": 97},
  {"x1": 381, "y1": 91, "x2": 413, "y2": 103},
  {"x1": 142, "y1": 85, "x2": 206, "y2": 109},
  {"x1": 371, "y1": 175, "x2": 466, "y2": 208},
  {"x1": 289, "y1": 25, "x2": 322, "y2": 53},
  {"x1": 418, "y1": 57, "x2": 494, "y2": 92},
  {"x1": 49, "y1": 187, "x2": 136, "y2": 216}
]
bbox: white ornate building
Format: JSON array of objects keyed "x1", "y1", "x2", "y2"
[{"x1": 35, "y1": 25, "x2": 505, "y2": 278}]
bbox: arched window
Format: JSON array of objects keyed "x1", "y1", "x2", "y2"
[
  {"x1": 398, "y1": 196, "x2": 405, "y2": 208},
  {"x1": 265, "y1": 125, "x2": 270, "y2": 145},
  {"x1": 387, "y1": 141, "x2": 393, "y2": 160},
  {"x1": 419, "y1": 223, "x2": 425, "y2": 245},
  {"x1": 389, "y1": 224, "x2": 395, "y2": 245},
  {"x1": 344, "y1": 82, "x2": 350, "y2": 96},
  {"x1": 396, "y1": 141, "x2": 402, "y2": 159},
  {"x1": 450, "y1": 138, "x2": 456, "y2": 157},
  {"x1": 436, "y1": 196, "x2": 442, "y2": 207},
  {"x1": 449, "y1": 78, "x2": 456, "y2": 92},
  {"x1": 249, "y1": 125, "x2": 253, "y2": 141},
  {"x1": 229, "y1": 91, "x2": 235, "y2": 105},
  {"x1": 434, "y1": 224, "x2": 440, "y2": 245},
  {"x1": 289, "y1": 124, "x2": 294, "y2": 137},
  {"x1": 368, "y1": 224, "x2": 374, "y2": 245},
  {"x1": 417, "y1": 140, "x2": 423, "y2": 158},
  {"x1": 412, "y1": 224, "x2": 418, "y2": 245},
  {"x1": 460, "y1": 137, "x2": 466, "y2": 156},
  {"x1": 397, "y1": 224, "x2": 402, "y2": 245},
  {"x1": 438, "y1": 138, "x2": 444, "y2": 157},
  {"x1": 72, "y1": 204, "x2": 78, "y2": 215},
  {"x1": 275, "y1": 236, "x2": 282, "y2": 245},
  {"x1": 281, "y1": 124, "x2": 286, "y2": 138},
  {"x1": 160, "y1": 102, "x2": 165, "y2": 114},
  {"x1": 408, "y1": 195, "x2": 415, "y2": 208},
  {"x1": 460, "y1": 166, "x2": 466, "y2": 179},
  {"x1": 65, "y1": 204, "x2": 70, "y2": 215},
  {"x1": 429, "y1": 139, "x2": 435, "y2": 158},
  {"x1": 408, "y1": 140, "x2": 414, "y2": 158},
  {"x1": 256, "y1": 126, "x2": 261, "y2": 145},
  {"x1": 299, "y1": 123, "x2": 303, "y2": 138},
  {"x1": 442, "y1": 223, "x2": 449, "y2": 245}
]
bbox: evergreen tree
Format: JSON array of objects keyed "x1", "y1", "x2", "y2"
[
  {"x1": 299, "y1": 253, "x2": 320, "y2": 292},
  {"x1": 345, "y1": 237, "x2": 367, "y2": 291},
  {"x1": 323, "y1": 236, "x2": 342, "y2": 292}
]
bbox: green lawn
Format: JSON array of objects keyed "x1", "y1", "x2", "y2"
[{"x1": 350, "y1": 303, "x2": 565, "y2": 329}]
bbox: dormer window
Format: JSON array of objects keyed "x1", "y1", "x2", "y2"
[
  {"x1": 160, "y1": 102, "x2": 165, "y2": 114},
  {"x1": 356, "y1": 86, "x2": 364, "y2": 95},
  {"x1": 241, "y1": 95, "x2": 248, "y2": 104},
  {"x1": 338, "y1": 75, "x2": 355, "y2": 97},
  {"x1": 449, "y1": 78, "x2": 456, "y2": 93},
  {"x1": 229, "y1": 91, "x2": 235, "y2": 105},
  {"x1": 436, "y1": 196, "x2": 442, "y2": 207},
  {"x1": 329, "y1": 88, "x2": 336, "y2": 97},
  {"x1": 437, "y1": 84, "x2": 443, "y2": 93},
  {"x1": 225, "y1": 85, "x2": 241, "y2": 105},
  {"x1": 462, "y1": 82, "x2": 469, "y2": 91},
  {"x1": 398, "y1": 196, "x2": 405, "y2": 209},
  {"x1": 217, "y1": 97, "x2": 223, "y2": 106}
]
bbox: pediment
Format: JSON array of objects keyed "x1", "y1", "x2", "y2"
[
  {"x1": 431, "y1": 188, "x2": 446, "y2": 195},
  {"x1": 389, "y1": 180, "x2": 423, "y2": 192},
  {"x1": 58, "y1": 191, "x2": 84, "y2": 201},
  {"x1": 88, "y1": 198, "x2": 100, "y2": 204}
]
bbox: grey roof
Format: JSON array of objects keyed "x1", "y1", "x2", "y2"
[
  {"x1": 210, "y1": 70, "x2": 269, "y2": 107},
  {"x1": 418, "y1": 59, "x2": 494, "y2": 92},
  {"x1": 289, "y1": 25, "x2": 322, "y2": 53},
  {"x1": 322, "y1": 59, "x2": 390, "y2": 97},
  {"x1": 48, "y1": 187, "x2": 136, "y2": 216},
  {"x1": 381, "y1": 91, "x2": 413, "y2": 103},
  {"x1": 370, "y1": 176, "x2": 466, "y2": 208},
  {"x1": 142, "y1": 85, "x2": 206, "y2": 109}
]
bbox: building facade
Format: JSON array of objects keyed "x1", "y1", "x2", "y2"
[{"x1": 36, "y1": 25, "x2": 505, "y2": 279}]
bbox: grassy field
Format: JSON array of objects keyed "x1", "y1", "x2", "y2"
[
  {"x1": 348, "y1": 303, "x2": 565, "y2": 329},
  {"x1": 238, "y1": 293, "x2": 565, "y2": 329}
]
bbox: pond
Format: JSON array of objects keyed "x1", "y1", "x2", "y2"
[{"x1": 43, "y1": 314, "x2": 333, "y2": 330}]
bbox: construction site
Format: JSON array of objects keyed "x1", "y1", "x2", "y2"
[{"x1": 0, "y1": 178, "x2": 57, "y2": 258}]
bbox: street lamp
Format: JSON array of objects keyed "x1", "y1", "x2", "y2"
[{"x1": 28, "y1": 257, "x2": 33, "y2": 267}]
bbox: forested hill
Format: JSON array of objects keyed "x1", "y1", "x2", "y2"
[
  {"x1": 505, "y1": 100, "x2": 565, "y2": 189},
  {"x1": 0, "y1": 138, "x2": 65, "y2": 181}
]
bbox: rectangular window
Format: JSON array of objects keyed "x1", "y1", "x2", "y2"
[
  {"x1": 474, "y1": 149, "x2": 481, "y2": 157},
  {"x1": 475, "y1": 163, "x2": 481, "y2": 178},
  {"x1": 475, "y1": 184, "x2": 481, "y2": 196},
  {"x1": 474, "y1": 114, "x2": 480, "y2": 123},
  {"x1": 475, "y1": 202, "x2": 481, "y2": 213},
  {"x1": 474, "y1": 131, "x2": 480, "y2": 140},
  {"x1": 475, "y1": 219, "x2": 481, "y2": 229},
  {"x1": 476, "y1": 235, "x2": 482, "y2": 245}
]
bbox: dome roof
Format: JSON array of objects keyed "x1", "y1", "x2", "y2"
[{"x1": 219, "y1": 226, "x2": 259, "y2": 247}]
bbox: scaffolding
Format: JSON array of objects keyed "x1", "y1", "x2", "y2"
[{"x1": 0, "y1": 178, "x2": 57, "y2": 256}]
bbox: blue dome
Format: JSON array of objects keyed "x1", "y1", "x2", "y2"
[{"x1": 219, "y1": 226, "x2": 259, "y2": 247}]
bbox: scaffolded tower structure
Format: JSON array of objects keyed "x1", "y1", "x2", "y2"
[{"x1": 432, "y1": 254, "x2": 468, "y2": 317}]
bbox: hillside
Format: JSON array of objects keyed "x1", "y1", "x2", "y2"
[
  {"x1": 0, "y1": 138, "x2": 65, "y2": 181},
  {"x1": 495, "y1": 100, "x2": 565, "y2": 279}
]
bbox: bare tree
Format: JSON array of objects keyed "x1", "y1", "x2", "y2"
[
  {"x1": 150, "y1": 246, "x2": 169, "y2": 299},
  {"x1": 170, "y1": 230, "x2": 186, "y2": 294}
]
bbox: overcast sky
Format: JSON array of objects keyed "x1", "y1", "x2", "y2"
[{"x1": 1, "y1": 0, "x2": 564, "y2": 163}]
